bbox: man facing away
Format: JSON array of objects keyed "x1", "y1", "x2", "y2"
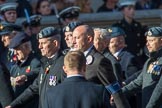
[{"x1": 44, "y1": 50, "x2": 111, "y2": 108}]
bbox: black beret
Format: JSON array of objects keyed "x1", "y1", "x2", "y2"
[
  {"x1": 0, "y1": 22, "x2": 22, "y2": 36},
  {"x1": 9, "y1": 32, "x2": 30, "y2": 49},
  {"x1": 37, "y1": 27, "x2": 60, "y2": 39},
  {"x1": 145, "y1": 27, "x2": 162, "y2": 37},
  {"x1": 107, "y1": 27, "x2": 125, "y2": 38},
  {"x1": 59, "y1": 6, "x2": 80, "y2": 20},
  {"x1": 22, "y1": 15, "x2": 41, "y2": 27},
  {"x1": 63, "y1": 21, "x2": 83, "y2": 33},
  {"x1": 0, "y1": 2, "x2": 18, "y2": 14}
]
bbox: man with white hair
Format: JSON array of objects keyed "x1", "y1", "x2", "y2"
[
  {"x1": 8, "y1": 32, "x2": 41, "y2": 108},
  {"x1": 93, "y1": 28, "x2": 122, "y2": 82}
]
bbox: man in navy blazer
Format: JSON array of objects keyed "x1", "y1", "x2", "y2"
[{"x1": 44, "y1": 51, "x2": 111, "y2": 108}]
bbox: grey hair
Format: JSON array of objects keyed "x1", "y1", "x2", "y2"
[
  {"x1": 94, "y1": 28, "x2": 110, "y2": 40},
  {"x1": 22, "y1": 41, "x2": 32, "y2": 51},
  {"x1": 47, "y1": 34, "x2": 61, "y2": 42},
  {"x1": 47, "y1": 34, "x2": 61, "y2": 48}
]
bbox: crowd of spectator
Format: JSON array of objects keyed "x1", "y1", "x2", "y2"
[{"x1": 0, "y1": 0, "x2": 162, "y2": 18}]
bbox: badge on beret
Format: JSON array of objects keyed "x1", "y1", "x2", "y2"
[
  {"x1": 86, "y1": 55, "x2": 93, "y2": 65},
  {"x1": 38, "y1": 33, "x2": 43, "y2": 38},
  {"x1": 65, "y1": 26, "x2": 70, "y2": 32},
  {"x1": 148, "y1": 31, "x2": 152, "y2": 36},
  {"x1": 49, "y1": 75, "x2": 57, "y2": 86},
  {"x1": 0, "y1": 24, "x2": 3, "y2": 30},
  {"x1": 108, "y1": 29, "x2": 112, "y2": 33}
]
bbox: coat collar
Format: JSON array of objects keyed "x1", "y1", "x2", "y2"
[
  {"x1": 17, "y1": 52, "x2": 35, "y2": 67},
  {"x1": 63, "y1": 76, "x2": 87, "y2": 82},
  {"x1": 149, "y1": 48, "x2": 162, "y2": 60}
]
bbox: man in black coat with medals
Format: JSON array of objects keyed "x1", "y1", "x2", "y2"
[
  {"x1": 5, "y1": 27, "x2": 66, "y2": 108},
  {"x1": 122, "y1": 27, "x2": 162, "y2": 108}
]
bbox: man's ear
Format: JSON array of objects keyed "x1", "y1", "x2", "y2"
[
  {"x1": 63, "y1": 65, "x2": 68, "y2": 74},
  {"x1": 52, "y1": 40, "x2": 57, "y2": 47},
  {"x1": 87, "y1": 36, "x2": 93, "y2": 43},
  {"x1": 160, "y1": 38, "x2": 162, "y2": 46}
]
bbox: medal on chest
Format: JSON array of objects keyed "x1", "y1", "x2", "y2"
[
  {"x1": 26, "y1": 66, "x2": 31, "y2": 73},
  {"x1": 147, "y1": 61, "x2": 161, "y2": 76},
  {"x1": 49, "y1": 75, "x2": 57, "y2": 86}
]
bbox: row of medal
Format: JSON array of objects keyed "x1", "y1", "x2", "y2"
[{"x1": 147, "y1": 62, "x2": 161, "y2": 76}]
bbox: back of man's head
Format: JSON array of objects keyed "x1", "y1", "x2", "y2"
[{"x1": 64, "y1": 51, "x2": 86, "y2": 73}]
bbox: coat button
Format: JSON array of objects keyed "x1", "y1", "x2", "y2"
[
  {"x1": 137, "y1": 43, "x2": 140, "y2": 47},
  {"x1": 137, "y1": 33, "x2": 141, "y2": 37}
]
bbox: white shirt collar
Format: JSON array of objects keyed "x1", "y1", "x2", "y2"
[
  {"x1": 84, "y1": 45, "x2": 93, "y2": 56},
  {"x1": 67, "y1": 74, "x2": 84, "y2": 78},
  {"x1": 48, "y1": 54, "x2": 55, "y2": 59},
  {"x1": 113, "y1": 49, "x2": 123, "y2": 58}
]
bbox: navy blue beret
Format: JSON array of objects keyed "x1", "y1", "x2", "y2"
[
  {"x1": 107, "y1": 27, "x2": 125, "y2": 38},
  {"x1": 9, "y1": 32, "x2": 30, "y2": 49},
  {"x1": 145, "y1": 27, "x2": 162, "y2": 37},
  {"x1": 59, "y1": 6, "x2": 80, "y2": 20},
  {"x1": 63, "y1": 21, "x2": 83, "y2": 33},
  {"x1": 37, "y1": 27, "x2": 60, "y2": 39},
  {"x1": 22, "y1": 15, "x2": 41, "y2": 27},
  {"x1": 0, "y1": 22, "x2": 22, "y2": 36}
]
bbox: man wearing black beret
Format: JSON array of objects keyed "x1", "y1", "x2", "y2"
[
  {"x1": 22, "y1": 15, "x2": 42, "y2": 59},
  {"x1": 6, "y1": 27, "x2": 66, "y2": 108},
  {"x1": 122, "y1": 27, "x2": 162, "y2": 108},
  {"x1": 108, "y1": 27, "x2": 141, "y2": 81},
  {"x1": 108, "y1": 27, "x2": 142, "y2": 108},
  {"x1": 0, "y1": 22, "x2": 22, "y2": 70},
  {"x1": 0, "y1": 2, "x2": 18, "y2": 23},
  {"x1": 112, "y1": 0, "x2": 147, "y2": 66},
  {"x1": 62, "y1": 21, "x2": 83, "y2": 54},
  {"x1": 8, "y1": 32, "x2": 41, "y2": 108},
  {"x1": 59, "y1": 6, "x2": 80, "y2": 25}
]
